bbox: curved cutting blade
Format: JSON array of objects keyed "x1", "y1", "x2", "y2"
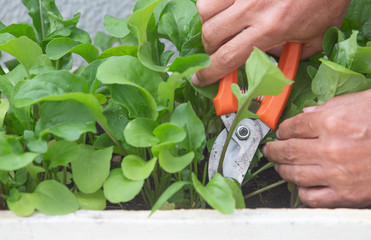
[{"x1": 208, "y1": 119, "x2": 270, "y2": 183}]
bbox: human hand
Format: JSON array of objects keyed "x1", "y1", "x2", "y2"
[
  {"x1": 263, "y1": 89, "x2": 371, "y2": 208},
  {"x1": 192, "y1": 0, "x2": 351, "y2": 86}
]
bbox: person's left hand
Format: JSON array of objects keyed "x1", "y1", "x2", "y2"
[{"x1": 263, "y1": 89, "x2": 371, "y2": 208}]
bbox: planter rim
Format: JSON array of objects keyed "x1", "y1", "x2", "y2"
[{"x1": 1, "y1": 208, "x2": 371, "y2": 240}]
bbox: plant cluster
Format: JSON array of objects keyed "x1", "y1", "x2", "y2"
[{"x1": 0, "y1": 0, "x2": 370, "y2": 216}]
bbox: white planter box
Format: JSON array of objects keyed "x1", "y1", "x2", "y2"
[{"x1": 1, "y1": 209, "x2": 371, "y2": 240}]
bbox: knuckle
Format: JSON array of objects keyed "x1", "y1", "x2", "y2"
[
  {"x1": 290, "y1": 165, "x2": 305, "y2": 185},
  {"x1": 283, "y1": 140, "x2": 299, "y2": 163},
  {"x1": 201, "y1": 22, "x2": 214, "y2": 45},
  {"x1": 215, "y1": 45, "x2": 240, "y2": 70}
]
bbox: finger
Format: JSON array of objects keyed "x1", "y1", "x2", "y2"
[
  {"x1": 197, "y1": 0, "x2": 234, "y2": 23},
  {"x1": 263, "y1": 138, "x2": 321, "y2": 165},
  {"x1": 277, "y1": 111, "x2": 321, "y2": 140},
  {"x1": 298, "y1": 186, "x2": 342, "y2": 208},
  {"x1": 275, "y1": 164, "x2": 327, "y2": 187},
  {"x1": 192, "y1": 26, "x2": 284, "y2": 86},
  {"x1": 202, "y1": 3, "x2": 254, "y2": 54}
]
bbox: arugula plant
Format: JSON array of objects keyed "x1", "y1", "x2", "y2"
[{"x1": 0, "y1": 0, "x2": 369, "y2": 216}]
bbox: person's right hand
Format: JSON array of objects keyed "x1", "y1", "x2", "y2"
[{"x1": 192, "y1": 0, "x2": 351, "y2": 87}]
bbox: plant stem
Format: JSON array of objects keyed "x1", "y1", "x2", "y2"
[
  {"x1": 242, "y1": 162, "x2": 274, "y2": 186},
  {"x1": 63, "y1": 167, "x2": 67, "y2": 186},
  {"x1": 39, "y1": 0, "x2": 46, "y2": 39},
  {"x1": 218, "y1": 91, "x2": 254, "y2": 174},
  {"x1": 0, "y1": 183, "x2": 6, "y2": 209},
  {"x1": 290, "y1": 184, "x2": 299, "y2": 208},
  {"x1": 97, "y1": 120, "x2": 126, "y2": 155},
  {"x1": 244, "y1": 180, "x2": 286, "y2": 200}
]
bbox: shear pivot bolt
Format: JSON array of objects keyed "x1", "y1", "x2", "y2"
[{"x1": 236, "y1": 126, "x2": 250, "y2": 140}]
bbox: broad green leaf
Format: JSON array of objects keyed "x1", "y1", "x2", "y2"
[
  {"x1": 103, "y1": 101, "x2": 130, "y2": 142},
  {"x1": 245, "y1": 48, "x2": 293, "y2": 98},
  {"x1": 192, "y1": 173, "x2": 235, "y2": 214},
  {"x1": 0, "y1": 133, "x2": 39, "y2": 171},
  {"x1": 150, "y1": 181, "x2": 190, "y2": 216},
  {"x1": 36, "y1": 101, "x2": 96, "y2": 141},
  {"x1": 158, "y1": 0, "x2": 198, "y2": 50},
  {"x1": 138, "y1": 41, "x2": 168, "y2": 72},
  {"x1": 33, "y1": 180, "x2": 79, "y2": 215},
  {"x1": 0, "y1": 36, "x2": 52, "y2": 73},
  {"x1": 127, "y1": 0, "x2": 161, "y2": 45},
  {"x1": 75, "y1": 190, "x2": 106, "y2": 210},
  {"x1": 170, "y1": 102, "x2": 205, "y2": 151},
  {"x1": 98, "y1": 45, "x2": 138, "y2": 59},
  {"x1": 103, "y1": 15, "x2": 130, "y2": 38},
  {"x1": 13, "y1": 70, "x2": 89, "y2": 107},
  {"x1": 94, "y1": 31, "x2": 117, "y2": 51},
  {"x1": 7, "y1": 193, "x2": 35, "y2": 217},
  {"x1": 323, "y1": 27, "x2": 344, "y2": 59},
  {"x1": 21, "y1": 0, "x2": 62, "y2": 40},
  {"x1": 352, "y1": 45, "x2": 371, "y2": 74},
  {"x1": 337, "y1": 31, "x2": 358, "y2": 68},
  {"x1": 46, "y1": 38, "x2": 99, "y2": 63},
  {"x1": 124, "y1": 118, "x2": 159, "y2": 147},
  {"x1": 312, "y1": 59, "x2": 368, "y2": 103},
  {"x1": 0, "y1": 23, "x2": 37, "y2": 42},
  {"x1": 0, "y1": 98, "x2": 9, "y2": 128},
  {"x1": 103, "y1": 168, "x2": 144, "y2": 203},
  {"x1": 153, "y1": 123, "x2": 186, "y2": 145},
  {"x1": 71, "y1": 146, "x2": 113, "y2": 194},
  {"x1": 44, "y1": 140, "x2": 79, "y2": 169},
  {"x1": 110, "y1": 84, "x2": 157, "y2": 119},
  {"x1": 121, "y1": 155, "x2": 157, "y2": 181},
  {"x1": 159, "y1": 146, "x2": 194, "y2": 173},
  {"x1": 224, "y1": 178, "x2": 246, "y2": 209},
  {"x1": 97, "y1": 56, "x2": 161, "y2": 119},
  {"x1": 24, "y1": 130, "x2": 48, "y2": 153}
]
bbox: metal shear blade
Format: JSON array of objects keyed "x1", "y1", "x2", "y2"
[{"x1": 208, "y1": 114, "x2": 270, "y2": 183}]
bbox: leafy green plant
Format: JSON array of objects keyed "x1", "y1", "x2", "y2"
[{"x1": 0, "y1": 0, "x2": 369, "y2": 217}]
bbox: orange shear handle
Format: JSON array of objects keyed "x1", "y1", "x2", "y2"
[{"x1": 213, "y1": 42, "x2": 302, "y2": 129}]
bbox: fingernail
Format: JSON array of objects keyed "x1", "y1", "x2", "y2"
[
  {"x1": 274, "y1": 164, "x2": 278, "y2": 172},
  {"x1": 191, "y1": 74, "x2": 200, "y2": 86},
  {"x1": 275, "y1": 130, "x2": 280, "y2": 139},
  {"x1": 303, "y1": 106, "x2": 317, "y2": 113},
  {"x1": 262, "y1": 145, "x2": 267, "y2": 157}
]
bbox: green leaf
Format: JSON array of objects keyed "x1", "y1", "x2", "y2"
[
  {"x1": 33, "y1": 180, "x2": 79, "y2": 215},
  {"x1": 159, "y1": 146, "x2": 194, "y2": 173},
  {"x1": 24, "y1": 130, "x2": 48, "y2": 153},
  {"x1": 138, "y1": 41, "x2": 168, "y2": 72},
  {"x1": 21, "y1": 0, "x2": 62, "y2": 40},
  {"x1": 0, "y1": 133, "x2": 39, "y2": 171},
  {"x1": 46, "y1": 38, "x2": 99, "y2": 63},
  {"x1": 0, "y1": 98, "x2": 9, "y2": 128},
  {"x1": 103, "y1": 168, "x2": 144, "y2": 203},
  {"x1": 0, "y1": 23, "x2": 37, "y2": 42},
  {"x1": 158, "y1": 0, "x2": 198, "y2": 50},
  {"x1": 323, "y1": 27, "x2": 344, "y2": 59},
  {"x1": 153, "y1": 123, "x2": 186, "y2": 145},
  {"x1": 312, "y1": 59, "x2": 368, "y2": 103},
  {"x1": 192, "y1": 173, "x2": 235, "y2": 214},
  {"x1": 124, "y1": 118, "x2": 159, "y2": 147},
  {"x1": 127, "y1": 0, "x2": 161, "y2": 45},
  {"x1": 97, "y1": 56, "x2": 162, "y2": 119},
  {"x1": 98, "y1": 45, "x2": 138, "y2": 59},
  {"x1": 44, "y1": 140, "x2": 79, "y2": 169},
  {"x1": 352, "y1": 45, "x2": 371, "y2": 74},
  {"x1": 121, "y1": 155, "x2": 157, "y2": 181},
  {"x1": 224, "y1": 178, "x2": 246, "y2": 209},
  {"x1": 103, "y1": 15, "x2": 130, "y2": 38},
  {"x1": 0, "y1": 36, "x2": 52, "y2": 73},
  {"x1": 170, "y1": 102, "x2": 205, "y2": 151},
  {"x1": 7, "y1": 193, "x2": 35, "y2": 217},
  {"x1": 36, "y1": 101, "x2": 96, "y2": 141},
  {"x1": 13, "y1": 70, "x2": 89, "y2": 107},
  {"x1": 150, "y1": 181, "x2": 190, "y2": 216},
  {"x1": 245, "y1": 48, "x2": 293, "y2": 98},
  {"x1": 71, "y1": 146, "x2": 113, "y2": 194},
  {"x1": 75, "y1": 190, "x2": 106, "y2": 210}
]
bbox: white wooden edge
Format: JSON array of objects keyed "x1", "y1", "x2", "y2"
[{"x1": 1, "y1": 208, "x2": 371, "y2": 240}]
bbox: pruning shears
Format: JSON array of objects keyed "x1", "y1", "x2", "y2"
[{"x1": 208, "y1": 42, "x2": 302, "y2": 183}]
